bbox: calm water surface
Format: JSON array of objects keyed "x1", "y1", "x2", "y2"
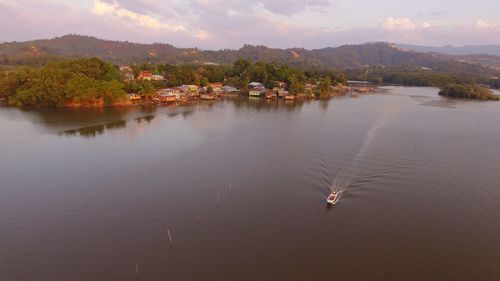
[{"x1": 1, "y1": 86, "x2": 500, "y2": 281}]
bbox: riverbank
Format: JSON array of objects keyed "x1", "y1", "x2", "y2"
[{"x1": 0, "y1": 86, "x2": 374, "y2": 109}]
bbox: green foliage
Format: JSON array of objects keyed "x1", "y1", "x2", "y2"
[
  {"x1": 1, "y1": 35, "x2": 499, "y2": 90},
  {"x1": 439, "y1": 84, "x2": 499, "y2": 101},
  {"x1": 0, "y1": 57, "x2": 127, "y2": 107},
  {"x1": 288, "y1": 74, "x2": 305, "y2": 95},
  {"x1": 200, "y1": 65, "x2": 226, "y2": 82},
  {"x1": 317, "y1": 77, "x2": 332, "y2": 95},
  {"x1": 345, "y1": 65, "x2": 478, "y2": 87},
  {"x1": 0, "y1": 56, "x2": 352, "y2": 105},
  {"x1": 199, "y1": 77, "x2": 209, "y2": 87},
  {"x1": 138, "y1": 81, "x2": 156, "y2": 97}
]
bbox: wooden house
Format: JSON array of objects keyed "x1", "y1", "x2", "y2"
[
  {"x1": 249, "y1": 90, "x2": 262, "y2": 97},
  {"x1": 208, "y1": 82, "x2": 224, "y2": 92},
  {"x1": 138, "y1": 71, "x2": 153, "y2": 80},
  {"x1": 265, "y1": 92, "x2": 277, "y2": 99},
  {"x1": 278, "y1": 90, "x2": 290, "y2": 99},
  {"x1": 127, "y1": 93, "x2": 141, "y2": 101}
]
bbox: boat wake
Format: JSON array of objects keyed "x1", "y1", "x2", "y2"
[{"x1": 330, "y1": 100, "x2": 401, "y2": 197}]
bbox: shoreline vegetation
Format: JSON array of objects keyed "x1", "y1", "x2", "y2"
[
  {"x1": 0, "y1": 57, "x2": 497, "y2": 108},
  {"x1": 439, "y1": 84, "x2": 499, "y2": 101},
  {"x1": 0, "y1": 57, "x2": 357, "y2": 108}
]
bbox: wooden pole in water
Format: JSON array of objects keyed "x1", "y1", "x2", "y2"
[
  {"x1": 229, "y1": 181, "x2": 232, "y2": 192},
  {"x1": 135, "y1": 262, "x2": 140, "y2": 276},
  {"x1": 167, "y1": 228, "x2": 173, "y2": 244}
]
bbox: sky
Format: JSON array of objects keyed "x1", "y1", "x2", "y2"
[{"x1": 1, "y1": 0, "x2": 500, "y2": 49}]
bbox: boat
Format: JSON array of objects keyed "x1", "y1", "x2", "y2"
[
  {"x1": 326, "y1": 191, "x2": 340, "y2": 205},
  {"x1": 200, "y1": 94, "x2": 216, "y2": 100}
]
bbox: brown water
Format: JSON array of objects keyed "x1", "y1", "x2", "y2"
[{"x1": 1, "y1": 86, "x2": 500, "y2": 281}]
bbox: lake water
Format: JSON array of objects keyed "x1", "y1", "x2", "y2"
[{"x1": 1, "y1": 86, "x2": 500, "y2": 280}]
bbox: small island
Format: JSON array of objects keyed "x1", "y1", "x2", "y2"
[{"x1": 439, "y1": 84, "x2": 499, "y2": 101}]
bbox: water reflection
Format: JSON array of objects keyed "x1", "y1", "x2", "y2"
[
  {"x1": 421, "y1": 99, "x2": 459, "y2": 109},
  {"x1": 232, "y1": 96, "x2": 308, "y2": 113},
  {"x1": 135, "y1": 115, "x2": 155, "y2": 124},
  {"x1": 3, "y1": 87, "x2": 500, "y2": 281},
  {"x1": 59, "y1": 120, "x2": 127, "y2": 138},
  {"x1": 4, "y1": 97, "x2": 351, "y2": 139}
]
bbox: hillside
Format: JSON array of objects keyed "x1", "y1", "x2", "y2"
[
  {"x1": 1, "y1": 35, "x2": 500, "y2": 79},
  {"x1": 398, "y1": 44, "x2": 500, "y2": 56}
]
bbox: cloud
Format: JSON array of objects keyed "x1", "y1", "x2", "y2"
[
  {"x1": 475, "y1": 19, "x2": 499, "y2": 29},
  {"x1": 101, "y1": 0, "x2": 337, "y2": 21},
  {"x1": 91, "y1": 0, "x2": 186, "y2": 32},
  {"x1": 2, "y1": 0, "x2": 500, "y2": 49},
  {"x1": 381, "y1": 17, "x2": 417, "y2": 30},
  {"x1": 421, "y1": 22, "x2": 432, "y2": 29},
  {"x1": 257, "y1": 0, "x2": 336, "y2": 16}
]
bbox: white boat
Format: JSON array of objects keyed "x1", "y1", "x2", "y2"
[
  {"x1": 326, "y1": 191, "x2": 340, "y2": 205},
  {"x1": 200, "y1": 94, "x2": 216, "y2": 100}
]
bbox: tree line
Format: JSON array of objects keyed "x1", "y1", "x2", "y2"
[
  {"x1": 0, "y1": 57, "x2": 348, "y2": 107},
  {"x1": 2, "y1": 56, "x2": 497, "y2": 107},
  {"x1": 346, "y1": 65, "x2": 500, "y2": 89},
  {"x1": 439, "y1": 84, "x2": 499, "y2": 101},
  {"x1": 0, "y1": 58, "x2": 126, "y2": 107}
]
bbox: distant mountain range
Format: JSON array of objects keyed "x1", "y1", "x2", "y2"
[
  {"x1": 398, "y1": 44, "x2": 500, "y2": 56},
  {"x1": 1, "y1": 34, "x2": 500, "y2": 76},
  {"x1": 397, "y1": 44, "x2": 500, "y2": 69}
]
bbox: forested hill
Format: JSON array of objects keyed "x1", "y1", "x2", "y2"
[
  {"x1": 0, "y1": 35, "x2": 443, "y2": 68},
  {"x1": 1, "y1": 34, "x2": 499, "y2": 79},
  {"x1": 398, "y1": 44, "x2": 500, "y2": 56}
]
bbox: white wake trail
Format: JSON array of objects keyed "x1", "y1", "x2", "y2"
[{"x1": 332, "y1": 100, "x2": 400, "y2": 192}]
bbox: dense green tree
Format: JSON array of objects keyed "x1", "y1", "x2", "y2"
[
  {"x1": 200, "y1": 65, "x2": 226, "y2": 83},
  {"x1": 178, "y1": 65, "x2": 196, "y2": 84},
  {"x1": 199, "y1": 77, "x2": 209, "y2": 87},
  {"x1": 288, "y1": 74, "x2": 305, "y2": 95},
  {"x1": 1, "y1": 57, "x2": 128, "y2": 107},
  {"x1": 317, "y1": 77, "x2": 332, "y2": 95},
  {"x1": 439, "y1": 84, "x2": 499, "y2": 100}
]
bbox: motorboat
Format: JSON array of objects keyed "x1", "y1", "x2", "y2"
[{"x1": 326, "y1": 191, "x2": 340, "y2": 205}]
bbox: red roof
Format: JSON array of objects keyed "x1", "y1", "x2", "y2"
[{"x1": 139, "y1": 71, "x2": 153, "y2": 77}]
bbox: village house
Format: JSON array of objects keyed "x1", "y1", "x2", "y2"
[
  {"x1": 156, "y1": 88, "x2": 181, "y2": 103},
  {"x1": 248, "y1": 82, "x2": 266, "y2": 92},
  {"x1": 151, "y1": 74, "x2": 164, "y2": 81},
  {"x1": 138, "y1": 71, "x2": 153, "y2": 81},
  {"x1": 157, "y1": 88, "x2": 181, "y2": 98},
  {"x1": 127, "y1": 93, "x2": 141, "y2": 101},
  {"x1": 249, "y1": 90, "x2": 262, "y2": 97},
  {"x1": 124, "y1": 72, "x2": 135, "y2": 81},
  {"x1": 208, "y1": 82, "x2": 224, "y2": 92},
  {"x1": 179, "y1": 85, "x2": 199, "y2": 95},
  {"x1": 222, "y1": 86, "x2": 239, "y2": 93},
  {"x1": 248, "y1": 82, "x2": 264, "y2": 88},
  {"x1": 119, "y1": 66, "x2": 135, "y2": 81},
  {"x1": 278, "y1": 90, "x2": 290, "y2": 99},
  {"x1": 265, "y1": 91, "x2": 277, "y2": 99}
]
